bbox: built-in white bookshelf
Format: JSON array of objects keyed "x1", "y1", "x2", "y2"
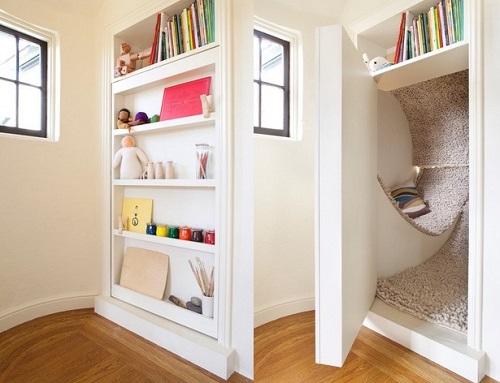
[{"x1": 95, "y1": 0, "x2": 235, "y2": 379}]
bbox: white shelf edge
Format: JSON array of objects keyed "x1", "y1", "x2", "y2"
[
  {"x1": 372, "y1": 41, "x2": 469, "y2": 91},
  {"x1": 112, "y1": 44, "x2": 219, "y2": 95},
  {"x1": 113, "y1": 229, "x2": 217, "y2": 253},
  {"x1": 111, "y1": 283, "x2": 217, "y2": 338},
  {"x1": 112, "y1": 42, "x2": 219, "y2": 85},
  {"x1": 113, "y1": 178, "x2": 217, "y2": 188},
  {"x1": 112, "y1": 113, "x2": 216, "y2": 136}
]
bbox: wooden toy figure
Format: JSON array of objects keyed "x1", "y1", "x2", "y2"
[{"x1": 114, "y1": 42, "x2": 152, "y2": 77}]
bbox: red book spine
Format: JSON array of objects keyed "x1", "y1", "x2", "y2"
[
  {"x1": 393, "y1": 12, "x2": 406, "y2": 64},
  {"x1": 149, "y1": 13, "x2": 161, "y2": 65}
]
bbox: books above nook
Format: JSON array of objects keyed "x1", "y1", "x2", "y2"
[
  {"x1": 150, "y1": 0, "x2": 215, "y2": 65},
  {"x1": 393, "y1": 0, "x2": 464, "y2": 64}
]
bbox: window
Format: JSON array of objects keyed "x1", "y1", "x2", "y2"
[
  {"x1": 0, "y1": 23, "x2": 48, "y2": 138},
  {"x1": 253, "y1": 29, "x2": 290, "y2": 137}
]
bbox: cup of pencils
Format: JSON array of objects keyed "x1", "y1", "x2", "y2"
[
  {"x1": 195, "y1": 143, "x2": 210, "y2": 179},
  {"x1": 188, "y1": 257, "x2": 214, "y2": 317}
]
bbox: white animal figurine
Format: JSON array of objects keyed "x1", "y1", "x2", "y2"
[
  {"x1": 113, "y1": 136, "x2": 148, "y2": 179},
  {"x1": 362, "y1": 53, "x2": 391, "y2": 72}
]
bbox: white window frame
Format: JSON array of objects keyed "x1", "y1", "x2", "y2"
[
  {"x1": 254, "y1": 17, "x2": 303, "y2": 141},
  {"x1": 0, "y1": 9, "x2": 60, "y2": 141}
]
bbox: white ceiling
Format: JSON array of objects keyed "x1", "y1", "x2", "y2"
[
  {"x1": 270, "y1": 0, "x2": 348, "y2": 19},
  {"x1": 41, "y1": 0, "x2": 103, "y2": 16},
  {"x1": 40, "y1": 0, "x2": 349, "y2": 19}
]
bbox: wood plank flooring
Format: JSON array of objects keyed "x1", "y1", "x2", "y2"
[
  {"x1": 0, "y1": 309, "x2": 250, "y2": 383},
  {"x1": 1, "y1": 309, "x2": 498, "y2": 382},
  {"x1": 254, "y1": 311, "x2": 498, "y2": 383}
]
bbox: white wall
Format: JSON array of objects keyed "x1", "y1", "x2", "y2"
[
  {"x1": 253, "y1": 0, "x2": 336, "y2": 326},
  {"x1": 0, "y1": 0, "x2": 101, "y2": 329},
  {"x1": 482, "y1": 0, "x2": 500, "y2": 380}
]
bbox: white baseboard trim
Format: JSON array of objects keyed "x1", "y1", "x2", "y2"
[
  {"x1": 365, "y1": 298, "x2": 486, "y2": 383},
  {"x1": 95, "y1": 295, "x2": 235, "y2": 379},
  {"x1": 0, "y1": 293, "x2": 97, "y2": 333},
  {"x1": 254, "y1": 297, "x2": 315, "y2": 328}
]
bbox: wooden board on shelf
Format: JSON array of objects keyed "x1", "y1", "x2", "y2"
[{"x1": 120, "y1": 247, "x2": 169, "y2": 299}]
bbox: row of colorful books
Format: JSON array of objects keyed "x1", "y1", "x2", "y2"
[
  {"x1": 393, "y1": 0, "x2": 464, "y2": 64},
  {"x1": 150, "y1": 0, "x2": 215, "y2": 65}
]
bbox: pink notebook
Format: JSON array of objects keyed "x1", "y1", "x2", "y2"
[{"x1": 160, "y1": 76, "x2": 211, "y2": 120}]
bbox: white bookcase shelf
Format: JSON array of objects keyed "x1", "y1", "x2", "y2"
[
  {"x1": 373, "y1": 40, "x2": 468, "y2": 91},
  {"x1": 113, "y1": 229, "x2": 217, "y2": 253},
  {"x1": 95, "y1": 1, "x2": 234, "y2": 378},
  {"x1": 353, "y1": 0, "x2": 468, "y2": 91},
  {"x1": 113, "y1": 178, "x2": 216, "y2": 188},
  {"x1": 111, "y1": 283, "x2": 216, "y2": 337},
  {"x1": 112, "y1": 45, "x2": 219, "y2": 95},
  {"x1": 112, "y1": 114, "x2": 217, "y2": 136}
]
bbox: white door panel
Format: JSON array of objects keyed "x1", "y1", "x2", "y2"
[{"x1": 315, "y1": 24, "x2": 378, "y2": 366}]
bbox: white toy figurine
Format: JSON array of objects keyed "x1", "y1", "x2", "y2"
[
  {"x1": 113, "y1": 136, "x2": 148, "y2": 179},
  {"x1": 363, "y1": 53, "x2": 391, "y2": 72}
]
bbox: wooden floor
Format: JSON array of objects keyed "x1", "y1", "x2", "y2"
[
  {"x1": 0, "y1": 309, "x2": 251, "y2": 383},
  {"x1": 1, "y1": 309, "x2": 498, "y2": 382},
  {"x1": 254, "y1": 311, "x2": 498, "y2": 383}
]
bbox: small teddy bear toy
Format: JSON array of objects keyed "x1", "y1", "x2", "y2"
[
  {"x1": 362, "y1": 53, "x2": 391, "y2": 72},
  {"x1": 113, "y1": 136, "x2": 148, "y2": 179}
]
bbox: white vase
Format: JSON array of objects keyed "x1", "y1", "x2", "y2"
[
  {"x1": 165, "y1": 161, "x2": 175, "y2": 179},
  {"x1": 154, "y1": 162, "x2": 163, "y2": 179},
  {"x1": 147, "y1": 162, "x2": 154, "y2": 179},
  {"x1": 201, "y1": 295, "x2": 214, "y2": 318}
]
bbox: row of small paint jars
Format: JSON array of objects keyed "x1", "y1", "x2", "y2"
[{"x1": 146, "y1": 223, "x2": 215, "y2": 245}]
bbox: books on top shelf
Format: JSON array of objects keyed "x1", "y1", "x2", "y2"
[
  {"x1": 393, "y1": 0, "x2": 463, "y2": 64},
  {"x1": 149, "y1": 0, "x2": 215, "y2": 65}
]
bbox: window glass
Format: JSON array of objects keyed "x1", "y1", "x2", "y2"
[
  {"x1": 0, "y1": 79, "x2": 16, "y2": 127},
  {"x1": 253, "y1": 82, "x2": 260, "y2": 127},
  {"x1": 253, "y1": 35, "x2": 260, "y2": 80},
  {"x1": 0, "y1": 30, "x2": 16, "y2": 80},
  {"x1": 261, "y1": 38, "x2": 284, "y2": 86},
  {"x1": 261, "y1": 85, "x2": 284, "y2": 130},
  {"x1": 19, "y1": 85, "x2": 41, "y2": 131},
  {"x1": 19, "y1": 38, "x2": 42, "y2": 86}
]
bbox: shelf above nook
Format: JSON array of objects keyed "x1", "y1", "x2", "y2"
[{"x1": 372, "y1": 41, "x2": 468, "y2": 91}]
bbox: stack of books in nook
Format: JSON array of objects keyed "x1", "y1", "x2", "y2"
[
  {"x1": 150, "y1": 0, "x2": 215, "y2": 65},
  {"x1": 393, "y1": 0, "x2": 464, "y2": 64}
]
